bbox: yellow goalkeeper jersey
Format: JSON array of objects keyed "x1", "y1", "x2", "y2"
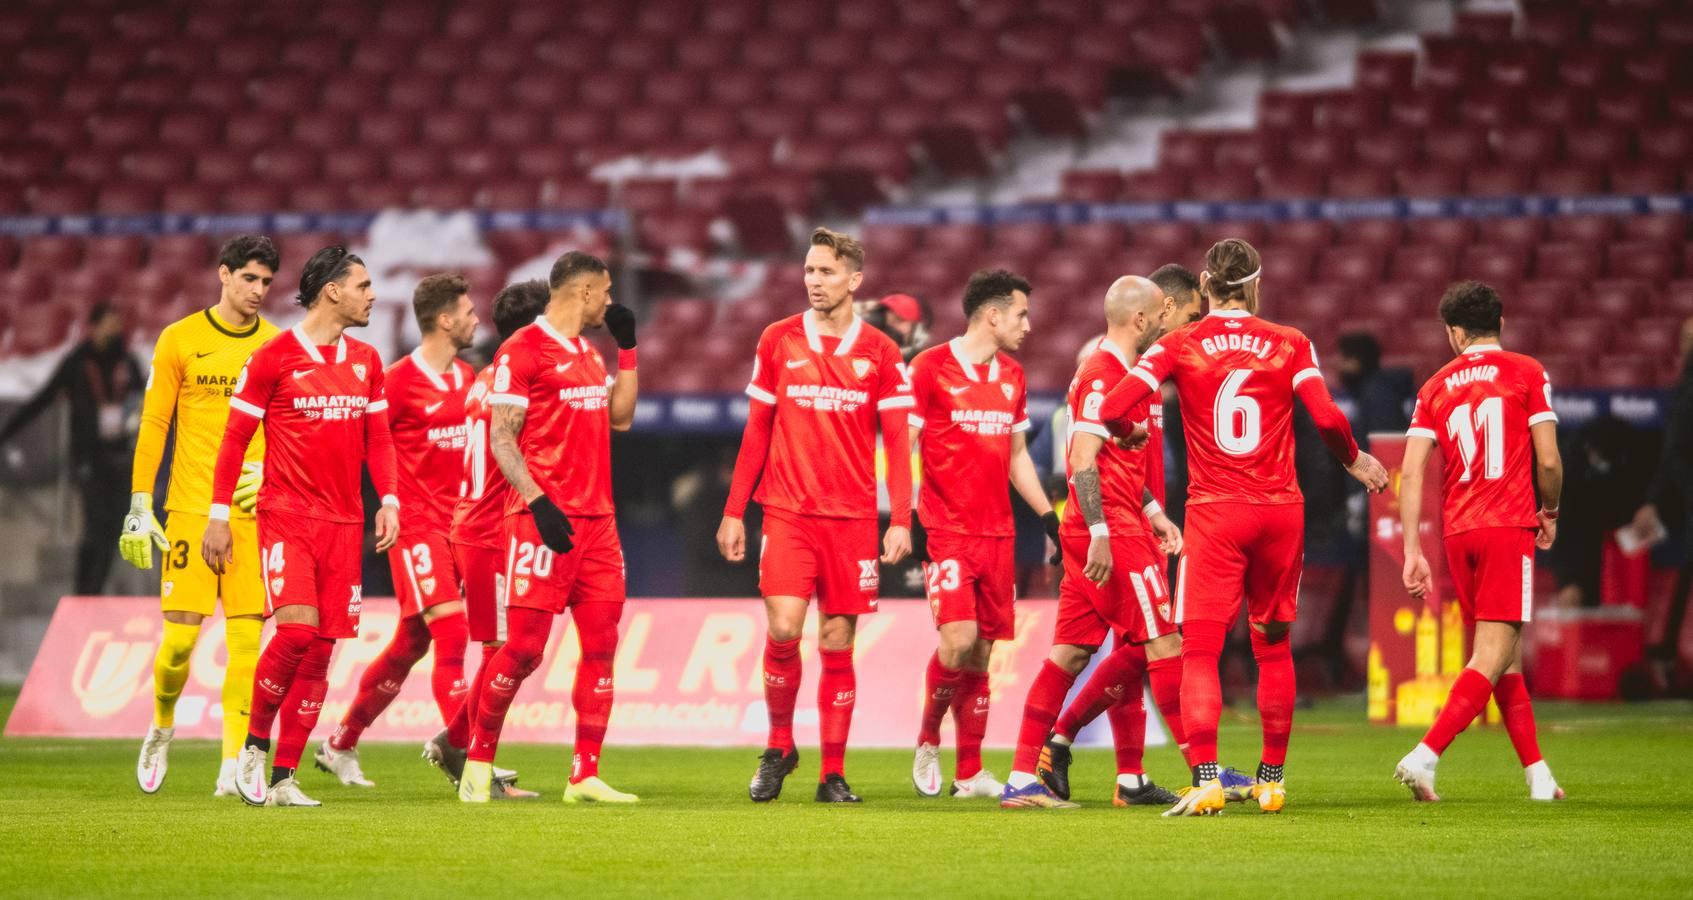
[{"x1": 132, "y1": 307, "x2": 280, "y2": 517}]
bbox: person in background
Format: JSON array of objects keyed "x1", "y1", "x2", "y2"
[
  {"x1": 859, "y1": 292, "x2": 930, "y2": 363},
  {"x1": 1552, "y1": 417, "x2": 1650, "y2": 609},
  {"x1": 0, "y1": 302, "x2": 144, "y2": 594},
  {"x1": 1627, "y1": 315, "x2": 1693, "y2": 681}
]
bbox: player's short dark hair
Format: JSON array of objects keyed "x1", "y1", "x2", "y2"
[
  {"x1": 1149, "y1": 263, "x2": 1200, "y2": 300},
  {"x1": 413, "y1": 273, "x2": 469, "y2": 334},
  {"x1": 296, "y1": 246, "x2": 364, "y2": 308},
  {"x1": 217, "y1": 234, "x2": 279, "y2": 274},
  {"x1": 1438, "y1": 280, "x2": 1503, "y2": 336},
  {"x1": 1203, "y1": 238, "x2": 1261, "y2": 304},
  {"x1": 962, "y1": 269, "x2": 1032, "y2": 321},
  {"x1": 1338, "y1": 331, "x2": 1382, "y2": 370},
  {"x1": 548, "y1": 250, "x2": 608, "y2": 290},
  {"x1": 809, "y1": 227, "x2": 864, "y2": 271},
  {"x1": 88, "y1": 301, "x2": 118, "y2": 324},
  {"x1": 492, "y1": 279, "x2": 549, "y2": 340}
]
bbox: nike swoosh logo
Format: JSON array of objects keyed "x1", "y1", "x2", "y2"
[
  {"x1": 948, "y1": 385, "x2": 969, "y2": 395},
  {"x1": 195, "y1": 351, "x2": 215, "y2": 358},
  {"x1": 292, "y1": 369, "x2": 313, "y2": 380},
  {"x1": 425, "y1": 402, "x2": 444, "y2": 414},
  {"x1": 785, "y1": 359, "x2": 809, "y2": 369},
  {"x1": 556, "y1": 362, "x2": 574, "y2": 373}
]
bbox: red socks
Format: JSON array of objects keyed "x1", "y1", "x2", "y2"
[
  {"x1": 1494, "y1": 672, "x2": 1544, "y2": 767},
  {"x1": 818, "y1": 646, "x2": 856, "y2": 779},
  {"x1": 1012, "y1": 660, "x2": 1078, "y2": 773},
  {"x1": 1251, "y1": 628, "x2": 1295, "y2": 767},
  {"x1": 467, "y1": 607, "x2": 550, "y2": 763},
  {"x1": 917, "y1": 651, "x2": 960, "y2": 746},
  {"x1": 1422, "y1": 667, "x2": 1494, "y2": 755},
  {"x1": 247, "y1": 622, "x2": 317, "y2": 741},
  {"x1": 1179, "y1": 620, "x2": 1227, "y2": 766},
  {"x1": 1106, "y1": 686, "x2": 1147, "y2": 774},
  {"x1": 274, "y1": 637, "x2": 334, "y2": 769},
  {"x1": 1147, "y1": 654, "x2": 1188, "y2": 764},
  {"x1": 1055, "y1": 641, "x2": 1146, "y2": 741},
  {"x1": 570, "y1": 602, "x2": 622, "y2": 784},
  {"x1": 425, "y1": 612, "x2": 469, "y2": 725},
  {"x1": 951, "y1": 669, "x2": 990, "y2": 780},
  {"x1": 447, "y1": 642, "x2": 500, "y2": 749},
  {"x1": 762, "y1": 635, "x2": 801, "y2": 752},
  {"x1": 330, "y1": 615, "x2": 432, "y2": 750}
]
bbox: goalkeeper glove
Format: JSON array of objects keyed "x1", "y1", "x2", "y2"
[
  {"x1": 119, "y1": 492, "x2": 169, "y2": 570},
  {"x1": 1043, "y1": 510, "x2": 1062, "y2": 566},
  {"x1": 529, "y1": 495, "x2": 575, "y2": 553},
  {"x1": 234, "y1": 461, "x2": 262, "y2": 513},
  {"x1": 603, "y1": 303, "x2": 638, "y2": 349}
]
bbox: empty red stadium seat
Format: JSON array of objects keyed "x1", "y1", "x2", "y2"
[
  {"x1": 1061, "y1": 222, "x2": 1129, "y2": 255},
  {"x1": 1533, "y1": 242, "x2": 1602, "y2": 281},
  {"x1": 1316, "y1": 246, "x2": 1384, "y2": 284},
  {"x1": 1608, "y1": 163, "x2": 1678, "y2": 194},
  {"x1": 1259, "y1": 90, "x2": 1318, "y2": 130},
  {"x1": 1325, "y1": 169, "x2": 1393, "y2": 199},
  {"x1": 160, "y1": 183, "x2": 221, "y2": 213},
  {"x1": 1536, "y1": 165, "x2": 1605, "y2": 195},
  {"x1": 1268, "y1": 220, "x2": 1334, "y2": 249},
  {"x1": 1423, "y1": 127, "x2": 1489, "y2": 167},
  {"x1": 1121, "y1": 170, "x2": 1188, "y2": 202},
  {"x1": 992, "y1": 222, "x2": 1059, "y2": 258},
  {"x1": 1389, "y1": 245, "x2": 1456, "y2": 283},
  {"x1": 1287, "y1": 132, "x2": 1351, "y2": 170},
  {"x1": 1545, "y1": 215, "x2": 1615, "y2": 244},
  {"x1": 1540, "y1": 319, "x2": 1614, "y2": 358},
  {"x1": 25, "y1": 180, "x2": 94, "y2": 214},
  {"x1": 1466, "y1": 167, "x2": 1531, "y2": 196},
  {"x1": 1260, "y1": 169, "x2": 1327, "y2": 200},
  {"x1": 1458, "y1": 244, "x2": 1530, "y2": 284},
  {"x1": 1586, "y1": 280, "x2": 1651, "y2": 319},
  {"x1": 1263, "y1": 246, "x2": 1316, "y2": 284},
  {"x1": 1187, "y1": 170, "x2": 1258, "y2": 202},
  {"x1": 1622, "y1": 215, "x2": 1687, "y2": 243},
  {"x1": 1131, "y1": 222, "x2": 1198, "y2": 253},
  {"x1": 1396, "y1": 166, "x2": 1462, "y2": 198},
  {"x1": 1404, "y1": 218, "x2": 1476, "y2": 249},
  {"x1": 1060, "y1": 170, "x2": 1125, "y2": 203},
  {"x1": 1606, "y1": 242, "x2": 1680, "y2": 282}
]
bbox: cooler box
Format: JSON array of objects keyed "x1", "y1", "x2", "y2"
[{"x1": 1526, "y1": 606, "x2": 1645, "y2": 700}]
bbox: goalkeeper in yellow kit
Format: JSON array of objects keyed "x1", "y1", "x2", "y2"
[{"x1": 122, "y1": 235, "x2": 281, "y2": 796}]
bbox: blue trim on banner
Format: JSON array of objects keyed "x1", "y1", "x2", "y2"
[
  {"x1": 864, "y1": 194, "x2": 1693, "y2": 227},
  {"x1": 0, "y1": 208, "x2": 629, "y2": 238}
]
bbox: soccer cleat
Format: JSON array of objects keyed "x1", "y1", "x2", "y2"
[
  {"x1": 213, "y1": 758, "x2": 239, "y2": 798},
  {"x1": 494, "y1": 771, "x2": 539, "y2": 799},
  {"x1": 459, "y1": 760, "x2": 492, "y2": 803},
  {"x1": 1526, "y1": 761, "x2": 1565, "y2": 801},
  {"x1": 1219, "y1": 766, "x2": 1256, "y2": 802},
  {"x1": 235, "y1": 745, "x2": 268, "y2": 807},
  {"x1": 814, "y1": 773, "x2": 862, "y2": 803},
  {"x1": 564, "y1": 776, "x2": 638, "y2": 803},
  {"x1": 1114, "y1": 779, "x2": 1180, "y2": 807},
  {"x1": 136, "y1": 725, "x2": 173, "y2": 794},
  {"x1": 1394, "y1": 748, "x2": 1441, "y2": 802},
  {"x1": 912, "y1": 742, "x2": 942, "y2": 797},
  {"x1": 1036, "y1": 739, "x2": 1074, "y2": 801},
  {"x1": 314, "y1": 739, "x2": 375, "y2": 787},
  {"x1": 748, "y1": 747, "x2": 799, "y2": 803},
  {"x1": 1000, "y1": 780, "x2": 1080, "y2": 809},
  {"x1": 264, "y1": 776, "x2": 322, "y2": 807},
  {"x1": 1162, "y1": 779, "x2": 1225, "y2": 816},
  {"x1": 950, "y1": 769, "x2": 1004, "y2": 799},
  {"x1": 1253, "y1": 780, "x2": 1286, "y2": 813},
  {"x1": 422, "y1": 730, "x2": 468, "y2": 786}
]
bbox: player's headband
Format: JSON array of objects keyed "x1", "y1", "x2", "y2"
[{"x1": 1226, "y1": 267, "x2": 1261, "y2": 285}]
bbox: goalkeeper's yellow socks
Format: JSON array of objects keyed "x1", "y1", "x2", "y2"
[
  {"x1": 153, "y1": 620, "x2": 200, "y2": 728},
  {"x1": 222, "y1": 617, "x2": 262, "y2": 760}
]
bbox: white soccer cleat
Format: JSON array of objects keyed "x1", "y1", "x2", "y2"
[
  {"x1": 264, "y1": 776, "x2": 322, "y2": 807},
  {"x1": 314, "y1": 739, "x2": 375, "y2": 787},
  {"x1": 912, "y1": 742, "x2": 942, "y2": 797},
  {"x1": 460, "y1": 760, "x2": 492, "y2": 803},
  {"x1": 136, "y1": 725, "x2": 173, "y2": 794},
  {"x1": 213, "y1": 758, "x2": 239, "y2": 797},
  {"x1": 1394, "y1": 745, "x2": 1441, "y2": 802},
  {"x1": 563, "y1": 776, "x2": 639, "y2": 804},
  {"x1": 1526, "y1": 760, "x2": 1565, "y2": 801},
  {"x1": 235, "y1": 745, "x2": 268, "y2": 806},
  {"x1": 950, "y1": 769, "x2": 1005, "y2": 799}
]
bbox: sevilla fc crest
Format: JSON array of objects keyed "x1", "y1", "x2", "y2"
[
  {"x1": 353, "y1": 363, "x2": 368, "y2": 380},
  {"x1": 515, "y1": 576, "x2": 531, "y2": 596},
  {"x1": 1001, "y1": 383, "x2": 1014, "y2": 401},
  {"x1": 852, "y1": 358, "x2": 871, "y2": 379},
  {"x1": 270, "y1": 577, "x2": 285, "y2": 596},
  {"x1": 1158, "y1": 601, "x2": 1172, "y2": 621},
  {"x1": 420, "y1": 576, "x2": 437, "y2": 596}
]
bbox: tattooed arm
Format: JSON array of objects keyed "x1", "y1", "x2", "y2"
[{"x1": 491, "y1": 403, "x2": 543, "y2": 504}]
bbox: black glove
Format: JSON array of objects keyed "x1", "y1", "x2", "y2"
[
  {"x1": 529, "y1": 495, "x2": 575, "y2": 553},
  {"x1": 603, "y1": 303, "x2": 638, "y2": 350},
  {"x1": 1042, "y1": 510, "x2": 1062, "y2": 566},
  {"x1": 909, "y1": 517, "x2": 929, "y2": 564}
]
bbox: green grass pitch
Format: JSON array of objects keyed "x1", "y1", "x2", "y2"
[{"x1": 2, "y1": 688, "x2": 1690, "y2": 898}]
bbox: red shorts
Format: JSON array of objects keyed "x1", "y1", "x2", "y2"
[
  {"x1": 503, "y1": 513, "x2": 626, "y2": 614},
  {"x1": 257, "y1": 509, "x2": 364, "y2": 639},
  {"x1": 1055, "y1": 528, "x2": 1173, "y2": 647},
  {"x1": 758, "y1": 508, "x2": 879, "y2": 615},
  {"x1": 454, "y1": 542, "x2": 506, "y2": 642},
  {"x1": 1444, "y1": 527, "x2": 1536, "y2": 624},
  {"x1": 1175, "y1": 501, "x2": 1303, "y2": 627},
  {"x1": 923, "y1": 531, "x2": 1015, "y2": 641},
  {"x1": 389, "y1": 532, "x2": 460, "y2": 619}
]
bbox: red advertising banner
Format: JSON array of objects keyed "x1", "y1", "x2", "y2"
[{"x1": 7, "y1": 596, "x2": 1165, "y2": 749}]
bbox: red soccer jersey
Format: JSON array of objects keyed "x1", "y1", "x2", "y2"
[
  {"x1": 1406, "y1": 344, "x2": 1557, "y2": 535},
  {"x1": 225, "y1": 326, "x2": 389, "y2": 524},
  {"x1": 451, "y1": 365, "x2": 508, "y2": 550},
  {"x1": 1146, "y1": 384, "x2": 1166, "y2": 506},
  {"x1": 1065, "y1": 339, "x2": 1151, "y2": 536},
  {"x1": 385, "y1": 349, "x2": 474, "y2": 536},
  {"x1": 744, "y1": 312, "x2": 913, "y2": 519},
  {"x1": 908, "y1": 338, "x2": 1030, "y2": 537},
  {"x1": 489, "y1": 317, "x2": 615, "y2": 518},
  {"x1": 1124, "y1": 309, "x2": 1325, "y2": 507}
]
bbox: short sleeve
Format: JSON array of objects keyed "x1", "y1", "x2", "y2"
[
  {"x1": 876, "y1": 343, "x2": 914, "y2": 411},
  {"x1": 1524, "y1": 360, "x2": 1557, "y2": 426},
  {"x1": 1290, "y1": 334, "x2": 1323, "y2": 388},
  {"x1": 365, "y1": 351, "x2": 389, "y2": 413},
  {"x1": 906, "y1": 353, "x2": 932, "y2": 430},
  {"x1": 1129, "y1": 332, "x2": 1177, "y2": 391},
  {"x1": 1406, "y1": 385, "x2": 1437, "y2": 440},
  {"x1": 228, "y1": 346, "x2": 276, "y2": 420},
  {"x1": 1070, "y1": 360, "x2": 1112, "y2": 439},
  {"x1": 745, "y1": 328, "x2": 777, "y2": 405},
  {"x1": 489, "y1": 340, "x2": 536, "y2": 409},
  {"x1": 1011, "y1": 367, "x2": 1031, "y2": 433}
]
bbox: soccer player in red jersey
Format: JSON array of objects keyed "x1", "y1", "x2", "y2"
[
  {"x1": 203, "y1": 247, "x2": 400, "y2": 807},
  {"x1": 1394, "y1": 281, "x2": 1565, "y2": 803},
  {"x1": 459, "y1": 252, "x2": 640, "y2": 804},
  {"x1": 1097, "y1": 240, "x2": 1388, "y2": 815},
  {"x1": 425, "y1": 279, "x2": 549, "y2": 795},
  {"x1": 905, "y1": 270, "x2": 1058, "y2": 801},
  {"x1": 315, "y1": 274, "x2": 478, "y2": 786},
  {"x1": 1000, "y1": 276, "x2": 1185, "y2": 809},
  {"x1": 717, "y1": 227, "x2": 914, "y2": 803}
]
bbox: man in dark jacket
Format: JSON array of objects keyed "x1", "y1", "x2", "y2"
[{"x1": 1628, "y1": 318, "x2": 1693, "y2": 669}]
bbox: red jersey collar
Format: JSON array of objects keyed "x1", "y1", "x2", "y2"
[
  {"x1": 947, "y1": 337, "x2": 999, "y2": 382},
  {"x1": 408, "y1": 347, "x2": 464, "y2": 391},
  {"x1": 802, "y1": 310, "x2": 864, "y2": 356},
  {"x1": 1097, "y1": 338, "x2": 1132, "y2": 371},
  {"x1": 533, "y1": 315, "x2": 586, "y2": 354},
  {"x1": 290, "y1": 325, "x2": 346, "y2": 364}
]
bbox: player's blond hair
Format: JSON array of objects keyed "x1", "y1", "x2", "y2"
[{"x1": 809, "y1": 227, "x2": 864, "y2": 271}]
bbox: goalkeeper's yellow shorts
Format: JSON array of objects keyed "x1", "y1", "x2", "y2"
[{"x1": 161, "y1": 512, "x2": 264, "y2": 618}]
